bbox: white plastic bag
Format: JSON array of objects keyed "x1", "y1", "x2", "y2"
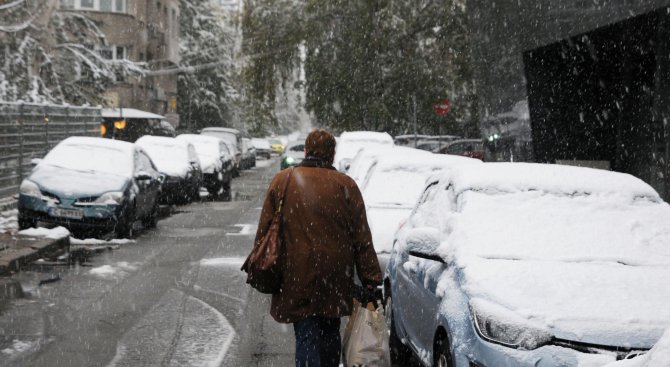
[{"x1": 342, "y1": 300, "x2": 391, "y2": 367}]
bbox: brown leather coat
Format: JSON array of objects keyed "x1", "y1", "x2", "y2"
[{"x1": 254, "y1": 159, "x2": 382, "y2": 323}]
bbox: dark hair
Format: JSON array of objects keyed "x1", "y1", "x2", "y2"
[{"x1": 305, "y1": 129, "x2": 336, "y2": 164}]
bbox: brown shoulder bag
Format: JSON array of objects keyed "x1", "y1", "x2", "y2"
[{"x1": 241, "y1": 167, "x2": 294, "y2": 294}]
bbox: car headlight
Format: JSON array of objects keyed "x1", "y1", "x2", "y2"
[
  {"x1": 284, "y1": 156, "x2": 295, "y2": 164},
  {"x1": 19, "y1": 180, "x2": 41, "y2": 197},
  {"x1": 94, "y1": 191, "x2": 124, "y2": 205},
  {"x1": 470, "y1": 299, "x2": 553, "y2": 350}
]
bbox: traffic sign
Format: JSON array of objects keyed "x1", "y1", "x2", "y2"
[{"x1": 433, "y1": 99, "x2": 450, "y2": 116}]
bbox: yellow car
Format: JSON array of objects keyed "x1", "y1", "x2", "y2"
[{"x1": 269, "y1": 139, "x2": 285, "y2": 154}]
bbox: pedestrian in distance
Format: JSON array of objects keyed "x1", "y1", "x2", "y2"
[{"x1": 253, "y1": 128, "x2": 383, "y2": 367}]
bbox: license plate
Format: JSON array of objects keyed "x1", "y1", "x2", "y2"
[{"x1": 49, "y1": 207, "x2": 83, "y2": 220}]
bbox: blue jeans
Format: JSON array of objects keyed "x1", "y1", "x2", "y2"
[{"x1": 293, "y1": 316, "x2": 341, "y2": 367}]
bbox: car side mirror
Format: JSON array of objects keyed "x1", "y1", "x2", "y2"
[
  {"x1": 405, "y1": 227, "x2": 444, "y2": 263},
  {"x1": 339, "y1": 159, "x2": 352, "y2": 172},
  {"x1": 31, "y1": 158, "x2": 42, "y2": 166}
]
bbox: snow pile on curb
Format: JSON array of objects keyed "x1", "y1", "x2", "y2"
[{"x1": 18, "y1": 226, "x2": 70, "y2": 239}]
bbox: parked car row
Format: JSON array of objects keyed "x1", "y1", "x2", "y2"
[
  {"x1": 333, "y1": 131, "x2": 670, "y2": 367},
  {"x1": 16, "y1": 128, "x2": 273, "y2": 238}
]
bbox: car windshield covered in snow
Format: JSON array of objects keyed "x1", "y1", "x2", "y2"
[{"x1": 42, "y1": 139, "x2": 133, "y2": 177}]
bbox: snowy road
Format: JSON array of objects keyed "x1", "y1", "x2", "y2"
[
  {"x1": 0, "y1": 158, "x2": 297, "y2": 366},
  {"x1": 0, "y1": 157, "x2": 419, "y2": 367}
]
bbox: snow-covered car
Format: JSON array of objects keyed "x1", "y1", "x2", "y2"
[
  {"x1": 240, "y1": 137, "x2": 257, "y2": 169},
  {"x1": 251, "y1": 138, "x2": 272, "y2": 159},
  {"x1": 17, "y1": 137, "x2": 162, "y2": 238},
  {"x1": 355, "y1": 146, "x2": 480, "y2": 258},
  {"x1": 384, "y1": 163, "x2": 670, "y2": 367},
  {"x1": 201, "y1": 127, "x2": 242, "y2": 175},
  {"x1": 136, "y1": 136, "x2": 203, "y2": 205},
  {"x1": 334, "y1": 131, "x2": 394, "y2": 172},
  {"x1": 176, "y1": 134, "x2": 233, "y2": 199},
  {"x1": 280, "y1": 140, "x2": 305, "y2": 169}
]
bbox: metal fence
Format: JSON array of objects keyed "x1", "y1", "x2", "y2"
[{"x1": 0, "y1": 102, "x2": 102, "y2": 200}]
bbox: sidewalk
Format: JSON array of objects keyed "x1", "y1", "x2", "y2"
[
  {"x1": 0, "y1": 229, "x2": 70, "y2": 276},
  {"x1": 0, "y1": 209, "x2": 70, "y2": 303}
]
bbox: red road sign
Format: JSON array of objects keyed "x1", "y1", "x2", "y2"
[{"x1": 433, "y1": 99, "x2": 450, "y2": 116}]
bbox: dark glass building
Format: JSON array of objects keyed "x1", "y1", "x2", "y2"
[{"x1": 468, "y1": 0, "x2": 670, "y2": 198}]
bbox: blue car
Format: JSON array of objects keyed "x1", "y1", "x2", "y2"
[
  {"x1": 18, "y1": 137, "x2": 163, "y2": 238},
  {"x1": 384, "y1": 163, "x2": 670, "y2": 367}
]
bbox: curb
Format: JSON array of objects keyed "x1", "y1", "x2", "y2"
[{"x1": 0, "y1": 234, "x2": 70, "y2": 276}]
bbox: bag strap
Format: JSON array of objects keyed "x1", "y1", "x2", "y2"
[{"x1": 276, "y1": 167, "x2": 294, "y2": 215}]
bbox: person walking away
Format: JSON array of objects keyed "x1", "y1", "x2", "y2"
[{"x1": 253, "y1": 129, "x2": 382, "y2": 367}]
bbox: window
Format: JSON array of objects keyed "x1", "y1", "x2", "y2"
[
  {"x1": 97, "y1": 45, "x2": 127, "y2": 60},
  {"x1": 60, "y1": 0, "x2": 127, "y2": 13},
  {"x1": 100, "y1": 0, "x2": 112, "y2": 11},
  {"x1": 99, "y1": 47, "x2": 113, "y2": 60},
  {"x1": 115, "y1": 46, "x2": 126, "y2": 60}
]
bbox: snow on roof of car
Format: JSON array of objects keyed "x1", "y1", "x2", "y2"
[
  {"x1": 177, "y1": 133, "x2": 221, "y2": 144},
  {"x1": 250, "y1": 138, "x2": 271, "y2": 149},
  {"x1": 201, "y1": 127, "x2": 240, "y2": 134},
  {"x1": 136, "y1": 136, "x2": 191, "y2": 177},
  {"x1": 362, "y1": 148, "x2": 480, "y2": 206},
  {"x1": 101, "y1": 108, "x2": 165, "y2": 119},
  {"x1": 45, "y1": 137, "x2": 135, "y2": 177},
  {"x1": 449, "y1": 162, "x2": 659, "y2": 198},
  {"x1": 349, "y1": 145, "x2": 479, "y2": 183},
  {"x1": 136, "y1": 135, "x2": 188, "y2": 147},
  {"x1": 339, "y1": 131, "x2": 394, "y2": 143},
  {"x1": 60, "y1": 136, "x2": 135, "y2": 154}
]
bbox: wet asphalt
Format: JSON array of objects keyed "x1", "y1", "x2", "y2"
[
  {"x1": 0, "y1": 157, "x2": 420, "y2": 367},
  {"x1": 0, "y1": 158, "x2": 295, "y2": 367}
]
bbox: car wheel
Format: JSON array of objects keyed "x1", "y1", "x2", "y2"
[
  {"x1": 384, "y1": 291, "x2": 412, "y2": 364},
  {"x1": 207, "y1": 171, "x2": 222, "y2": 196},
  {"x1": 191, "y1": 186, "x2": 201, "y2": 202},
  {"x1": 18, "y1": 217, "x2": 35, "y2": 230},
  {"x1": 116, "y1": 205, "x2": 135, "y2": 239},
  {"x1": 434, "y1": 333, "x2": 453, "y2": 367},
  {"x1": 221, "y1": 181, "x2": 232, "y2": 202},
  {"x1": 143, "y1": 201, "x2": 159, "y2": 229}
]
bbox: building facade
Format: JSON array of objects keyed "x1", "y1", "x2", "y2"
[
  {"x1": 59, "y1": 0, "x2": 180, "y2": 125},
  {"x1": 467, "y1": 0, "x2": 670, "y2": 199}
]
